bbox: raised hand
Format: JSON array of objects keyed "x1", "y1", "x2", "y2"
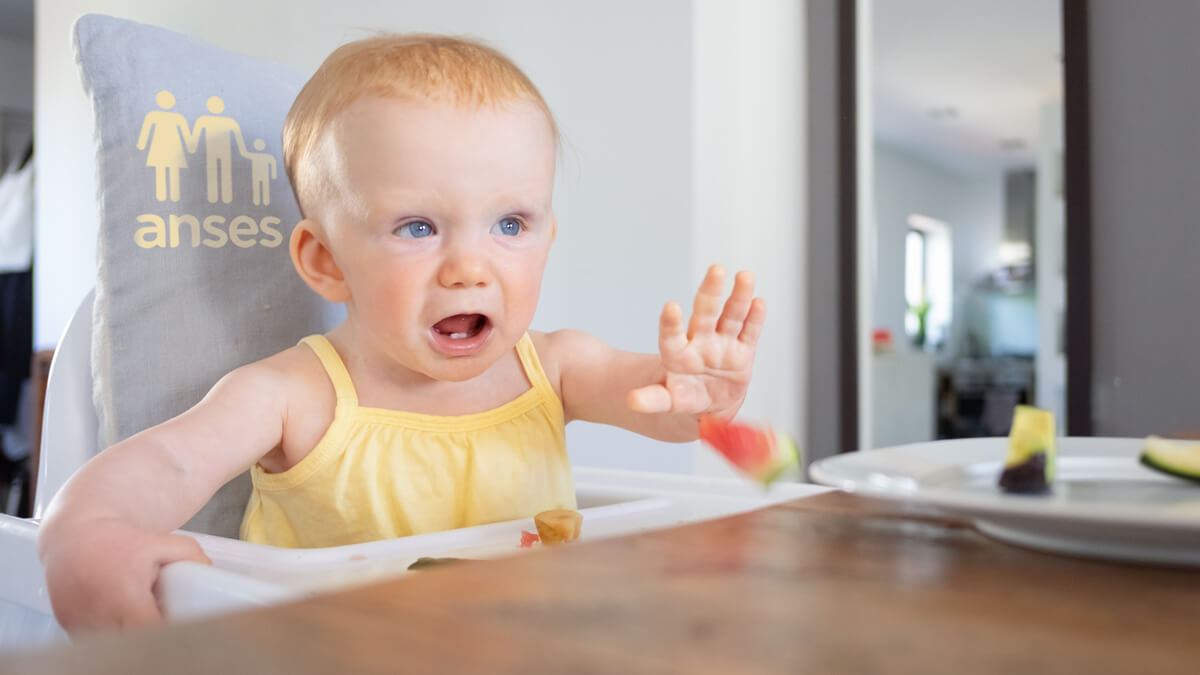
[{"x1": 627, "y1": 265, "x2": 765, "y2": 419}]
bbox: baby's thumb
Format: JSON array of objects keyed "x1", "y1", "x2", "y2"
[
  {"x1": 628, "y1": 385, "x2": 672, "y2": 413},
  {"x1": 159, "y1": 533, "x2": 212, "y2": 567},
  {"x1": 150, "y1": 535, "x2": 211, "y2": 624}
]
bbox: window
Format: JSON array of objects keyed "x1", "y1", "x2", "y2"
[
  {"x1": 905, "y1": 228, "x2": 926, "y2": 337},
  {"x1": 905, "y1": 214, "x2": 952, "y2": 346}
]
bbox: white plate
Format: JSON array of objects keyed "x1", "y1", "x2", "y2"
[{"x1": 809, "y1": 437, "x2": 1200, "y2": 566}]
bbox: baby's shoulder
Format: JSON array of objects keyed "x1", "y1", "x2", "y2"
[
  {"x1": 254, "y1": 341, "x2": 335, "y2": 396},
  {"x1": 219, "y1": 342, "x2": 335, "y2": 410},
  {"x1": 530, "y1": 329, "x2": 606, "y2": 357},
  {"x1": 528, "y1": 329, "x2": 606, "y2": 383},
  {"x1": 233, "y1": 342, "x2": 336, "y2": 472}
]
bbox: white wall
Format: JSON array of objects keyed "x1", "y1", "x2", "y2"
[
  {"x1": 692, "y1": 0, "x2": 805, "y2": 476},
  {"x1": 872, "y1": 142, "x2": 1004, "y2": 358},
  {"x1": 856, "y1": 0, "x2": 876, "y2": 450},
  {"x1": 35, "y1": 1, "x2": 807, "y2": 475}
]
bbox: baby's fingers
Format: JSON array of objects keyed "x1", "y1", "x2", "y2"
[
  {"x1": 687, "y1": 265, "x2": 726, "y2": 339},
  {"x1": 717, "y1": 270, "x2": 755, "y2": 336},
  {"x1": 627, "y1": 385, "x2": 672, "y2": 414},
  {"x1": 739, "y1": 297, "x2": 767, "y2": 345},
  {"x1": 658, "y1": 301, "x2": 688, "y2": 361},
  {"x1": 158, "y1": 533, "x2": 212, "y2": 567}
]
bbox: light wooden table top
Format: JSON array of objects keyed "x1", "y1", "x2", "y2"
[{"x1": 7, "y1": 491, "x2": 1200, "y2": 674}]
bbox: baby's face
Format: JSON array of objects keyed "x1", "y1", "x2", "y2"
[{"x1": 326, "y1": 96, "x2": 557, "y2": 382}]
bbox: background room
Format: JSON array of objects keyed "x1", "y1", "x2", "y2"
[{"x1": 862, "y1": 0, "x2": 1064, "y2": 449}]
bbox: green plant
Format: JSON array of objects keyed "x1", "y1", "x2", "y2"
[{"x1": 908, "y1": 299, "x2": 931, "y2": 347}]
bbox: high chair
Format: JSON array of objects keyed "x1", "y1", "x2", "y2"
[{"x1": 0, "y1": 291, "x2": 827, "y2": 653}]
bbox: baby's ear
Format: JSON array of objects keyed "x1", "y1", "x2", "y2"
[{"x1": 290, "y1": 220, "x2": 350, "y2": 303}]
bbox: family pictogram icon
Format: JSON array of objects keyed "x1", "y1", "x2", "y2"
[{"x1": 136, "y1": 90, "x2": 278, "y2": 206}]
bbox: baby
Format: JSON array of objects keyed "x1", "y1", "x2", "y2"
[{"x1": 38, "y1": 34, "x2": 766, "y2": 633}]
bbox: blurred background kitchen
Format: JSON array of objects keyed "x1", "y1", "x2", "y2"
[{"x1": 863, "y1": 0, "x2": 1065, "y2": 448}]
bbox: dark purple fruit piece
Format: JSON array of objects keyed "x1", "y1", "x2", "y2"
[{"x1": 998, "y1": 451, "x2": 1050, "y2": 494}]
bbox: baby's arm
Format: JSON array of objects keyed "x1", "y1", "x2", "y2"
[
  {"x1": 556, "y1": 265, "x2": 765, "y2": 442},
  {"x1": 37, "y1": 360, "x2": 290, "y2": 633}
]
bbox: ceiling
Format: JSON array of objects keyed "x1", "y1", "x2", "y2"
[
  {"x1": 872, "y1": 0, "x2": 1062, "y2": 174},
  {"x1": 0, "y1": 0, "x2": 32, "y2": 42}
]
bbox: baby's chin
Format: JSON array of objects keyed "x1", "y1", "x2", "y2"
[
  {"x1": 421, "y1": 334, "x2": 525, "y2": 383},
  {"x1": 421, "y1": 357, "x2": 500, "y2": 383}
]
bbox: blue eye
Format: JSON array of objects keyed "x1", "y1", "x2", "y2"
[
  {"x1": 492, "y1": 217, "x2": 522, "y2": 237},
  {"x1": 397, "y1": 221, "x2": 434, "y2": 238}
]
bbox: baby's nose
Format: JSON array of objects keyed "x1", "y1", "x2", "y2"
[{"x1": 437, "y1": 253, "x2": 490, "y2": 288}]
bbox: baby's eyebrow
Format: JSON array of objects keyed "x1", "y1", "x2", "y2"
[
  {"x1": 489, "y1": 194, "x2": 551, "y2": 216},
  {"x1": 364, "y1": 190, "x2": 446, "y2": 221},
  {"x1": 500, "y1": 206, "x2": 542, "y2": 220},
  {"x1": 363, "y1": 191, "x2": 550, "y2": 225}
]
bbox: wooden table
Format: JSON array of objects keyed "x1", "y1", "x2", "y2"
[{"x1": 6, "y1": 492, "x2": 1200, "y2": 674}]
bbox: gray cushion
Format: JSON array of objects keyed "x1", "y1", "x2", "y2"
[{"x1": 74, "y1": 14, "x2": 339, "y2": 538}]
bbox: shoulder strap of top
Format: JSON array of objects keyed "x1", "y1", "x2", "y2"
[
  {"x1": 299, "y1": 335, "x2": 358, "y2": 407},
  {"x1": 514, "y1": 332, "x2": 557, "y2": 401}
]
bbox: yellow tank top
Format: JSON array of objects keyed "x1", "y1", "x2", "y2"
[{"x1": 239, "y1": 333, "x2": 576, "y2": 548}]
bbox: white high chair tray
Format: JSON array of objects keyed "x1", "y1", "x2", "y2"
[
  {"x1": 809, "y1": 437, "x2": 1200, "y2": 567},
  {"x1": 159, "y1": 467, "x2": 830, "y2": 622}
]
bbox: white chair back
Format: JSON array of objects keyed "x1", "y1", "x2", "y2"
[{"x1": 34, "y1": 291, "x2": 99, "y2": 518}]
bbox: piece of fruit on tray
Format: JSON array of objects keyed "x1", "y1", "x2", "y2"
[
  {"x1": 698, "y1": 416, "x2": 799, "y2": 486},
  {"x1": 534, "y1": 509, "x2": 583, "y2": 545},
  {"x1": 997, "y1": 405, "x2": 1057, "y2": 494},
  {"x1": 407, "y1": 557, "x2": 472, "y2": 571},
  {"x1": 1140, "y1": 436, "x2": 1200, "y2": 484}
]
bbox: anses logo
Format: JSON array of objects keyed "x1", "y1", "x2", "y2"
[{"x1": 133, "y1": 90, "x2": 288, "y2": 250}]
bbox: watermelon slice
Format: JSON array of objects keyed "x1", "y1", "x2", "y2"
[
  {"x1": 519, "y1": 530, "x2": 540, "y2": 548},
  {"x1": 698, "y1": 416, "x2": 800, "y2": 486}
]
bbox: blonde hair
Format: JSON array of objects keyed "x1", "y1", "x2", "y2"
[{"x1": 283, "y1": 34, "x2": 558, "y2": 219}]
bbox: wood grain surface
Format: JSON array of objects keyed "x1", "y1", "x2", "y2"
[{"x1": 6, "y1": 492, "x2": 1200, "y2": 674}]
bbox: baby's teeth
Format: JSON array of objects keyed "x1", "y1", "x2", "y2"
[{"x1": 450, "y1": 332, "x2": 468, "y2": 339}]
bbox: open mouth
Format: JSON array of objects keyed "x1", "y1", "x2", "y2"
[
  {"x1": 432, "y1": 313, "x2": 489, "y2": 340},
  {"x1": 429, "y1": 313, "x2": 492, "y2": 357}
]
